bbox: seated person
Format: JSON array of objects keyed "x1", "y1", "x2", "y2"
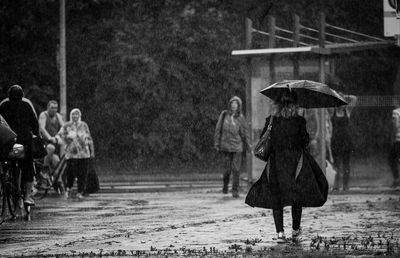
[{"x1": 43, "y1": 143, "x2": 60, "y2": 177}]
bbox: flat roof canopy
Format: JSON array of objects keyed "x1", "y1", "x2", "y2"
[{"x1": 231, "y1": 41, "x2": 395, "y2": 56}]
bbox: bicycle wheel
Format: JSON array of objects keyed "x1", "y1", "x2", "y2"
[
  {"x1": 5, "y1": 181, "x2": 19, "y2": 218},
  {"x1": 0, "y1": 174, "x2": 6, "y2": 217}
]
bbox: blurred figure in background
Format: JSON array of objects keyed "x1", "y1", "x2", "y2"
[
  {"x1": 389, "y1": 101, "x2": 400, "y2": 188},
  {"x1": 298, "y1": 108, "x2": 319, "y2": 157},
  {"x1": 0, "y1": 85, "x2": 39, "y2": 206},
  {"x1": 214, "y1": 96, "x2": 252, "y2": 198},
  {"x1": 330, "y1": 93, "x2": 357, "y2": 191}
]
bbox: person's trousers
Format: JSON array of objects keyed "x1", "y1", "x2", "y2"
[
  {"x1": 388, "y1": 142, "x2": 400, "y2": 181},
  {"x1": 19, "y1": 156, "x2": 35, "y2": 184},
  {"x1": 333, "y1": 150, "x2": 351, "y2": 190},
  {"x1": 221, "y1": 151, "x2": 242, "y2": 193},
  {"x1": 66, "y1": 158, "x2": 89, "y2": 194},
  {"x1": 272, "y1": 205, "x2": 302, "y2": 233}
]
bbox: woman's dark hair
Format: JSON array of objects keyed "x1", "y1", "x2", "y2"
[
  {"x1": 8, "y1": 85, "x2": 23, "y2": 100},
  {"x1": 273, "y1": 89, "x2": 298, "y2": 118},
  {"x1": 279, "y1": 89, "x2": 297, "y2": 106}
]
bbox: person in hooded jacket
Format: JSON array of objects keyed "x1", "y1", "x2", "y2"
[
  {"x1": 0, "y1": 85, "x2": 39, "y2": 206},
  {"x1": 214, "y1": 96, "x2": 251, "y2": 198},
  {"x1": 245, "y1": 90, "x2": 328, "y2": 242},
  {"x1": 57, "y1": 108, "x2": 94, "y2": 199}
]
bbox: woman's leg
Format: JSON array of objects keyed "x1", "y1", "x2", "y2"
[
  {"x1": 272, "y1": 208, "x2": 284, "y2": 233},
  {"x1": 292, "y1": 205, "x2": 302, "y2": 230},
  {"x1": 76, "y1": 159, "x2": 89, "y2": 194},
  {"x1": 388, "y1": 142, "x2": 400, "y2": 186},
  {"x1": 222, "y1": 152, "x2": 232, "y2": 193},
  {"x1": 342, "y1": 150, "x2": 351, "y2": 191},
  {"x1": 333, "y1": 154, "x2": 343, "y2": 191},
  {"x1": 65, "y1": 159, "x2": 76, "y2": 190},
  {"x1": 20, "y1": 149, "x2": 35, "y2": 205},
  {"x1": 231, "y1": 152, "x2": 242, "y2": 197}
]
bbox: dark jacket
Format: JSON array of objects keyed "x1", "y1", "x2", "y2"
[
  {"x1": 214, "y1": 96, "x2": 251, "y2": 152},
  {"x1": 245, "y1": 115, "x2": 328, "y2": 209},
  {"x1": 0, "y1": 98, "x2": 39, "y2": 147}
]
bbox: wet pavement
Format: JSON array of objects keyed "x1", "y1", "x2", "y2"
[{"x1": 0, "y1": 186, "x2": 400, "y2": 257}]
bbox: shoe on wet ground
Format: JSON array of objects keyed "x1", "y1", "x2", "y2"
[
  {"x1": 232, "y1": 192, "x2": 239, "y2": 198},
  {"x1": 76, "y1": 193, "x2": 84, "y2": 199},
  {"x1": 276, "y1": 232, "x2": 286, "y2": 243},
  {"x1": 23, "y1": 196, "x2": 35, "y2": 206},
  {"x1": 292, "y1": 228, "x2": 302, "y2": 238}
]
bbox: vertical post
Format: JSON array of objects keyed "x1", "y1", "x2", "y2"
[
  {"x1": 268, "y1": 16, "x2": 276, "y2": 83},
  {"x1": 318, "y1": 12, "x2": 327, "y2": 173},
  {"x1": 245, "y1": 18, "x2": 253, "y2": 184},
  {"x1": 60, "y1": 0, "x2": 67, "y2": 119},
  {"x1": 293, "y1": 14, "x2": 300, "y2": 79}
]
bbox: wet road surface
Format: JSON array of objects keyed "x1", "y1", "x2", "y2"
[{"x1": 0, "y1": 188, "x2": 400, "y2": 257}]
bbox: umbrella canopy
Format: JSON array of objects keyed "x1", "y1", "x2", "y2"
[{"x1": 260, "y1": 80, "x2": 347, "y2": 108}]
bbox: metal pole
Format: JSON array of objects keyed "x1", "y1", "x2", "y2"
[
  {"x1": 293, "y1": 14, "x2": 300, "y2": 79},
  {"x1": 245, "y1": 18, "x2": 253, "y2": 184},
  {"x1": 319, "y1": 12, "x2": 327, "y2": 173},
  {"x1": 268, "y1": 16, "x2": 276, "y2": 84},
  {"x1": 60, "y1": 0, "x2": 67, "y2": 118}
]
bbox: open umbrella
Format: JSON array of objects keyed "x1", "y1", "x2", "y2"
[{"x1": 260, "y1": 80, "x2": 347, "y2": 108}]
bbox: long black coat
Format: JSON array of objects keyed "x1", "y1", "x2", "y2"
[{"x1": 245, "y1": 115, "x2": 328, "y2": 209}]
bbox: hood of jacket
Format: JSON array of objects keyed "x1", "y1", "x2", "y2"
[
  {"x1": 69, "y1": 108, "x2": 82, "y2": 124},
  {"x1": 228, "y1": 96, "x2": 243, "y2": 116}
]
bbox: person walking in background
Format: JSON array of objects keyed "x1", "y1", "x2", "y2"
[
  {"x1": 58, "y1": 108, "x2": 94, "y2": 199},
  {"x1": 214, "y1": 96, "x2": 251, "y2": 198},
  {"x1": 39, "y1": 100, "x2": 64, "y2": 155},
  {"x1": 330, "y1": 93, "x2": 357, "y2": 191},
  {"x1": 0, "y1": 85, "x2": 40, "y2": 206},
  {"x1": 245, "y1": 90, "x2": 328, "y2": 242},
  {"x1": 298, "y1": 108, "x2": 319, "y2": 157},
  {"x1": 389, "y1": 101, "x2": 400, "y2": 188}
]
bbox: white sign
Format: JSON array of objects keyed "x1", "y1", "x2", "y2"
[{"x1": 384, "y1": 0, "x2": 400, "y2": 37}]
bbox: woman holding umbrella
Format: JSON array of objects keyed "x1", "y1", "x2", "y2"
[{"x1": 245, "y1": 81, "x2": 336, "y2": 242}]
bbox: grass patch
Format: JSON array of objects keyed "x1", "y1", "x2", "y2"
[{"x1": 95, "y1": 153, "x2": 393, "y2": 186}]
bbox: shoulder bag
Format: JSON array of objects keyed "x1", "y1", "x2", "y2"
[
  {"x1": 218, "y1": 110, "x2": 227, "y2": 149},
  {"x1": 254, "y1": 116, "x2": 274, "y2": 162}
]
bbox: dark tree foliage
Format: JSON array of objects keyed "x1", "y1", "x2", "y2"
[{"x1": 0, "y1": 0, "x2": 398, "y2": 169}]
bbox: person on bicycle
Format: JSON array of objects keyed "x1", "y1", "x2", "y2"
[
  {"x1": 39, "y1": 100, "x2": 64, "y2": 155},
  {"x1": 0, "y1": 85, "x2": 40, "y2": 206}
]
